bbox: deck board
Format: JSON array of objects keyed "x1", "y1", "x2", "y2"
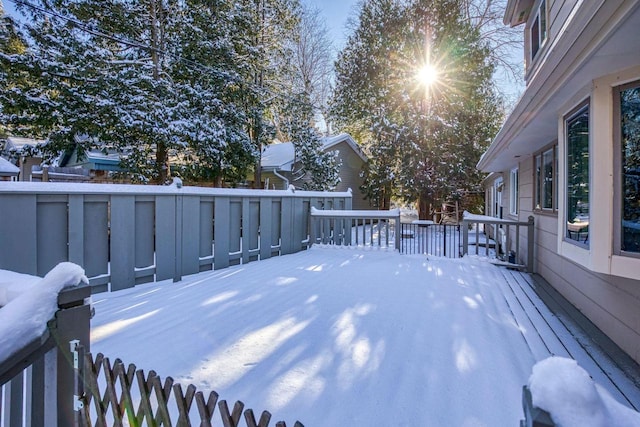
[{"x1": 498, "y1": 268, "x2": 640, "y2": 411}]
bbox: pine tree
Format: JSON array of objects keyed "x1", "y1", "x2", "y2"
[
  {"x1": 0, "y1": 1, "x2": 27, "y2": 140},
  {"x1": 331, "y1": 0, "x2": 501, "y2": 213},
  {"x1": 278, "y1": 91, "x2": 340, "y2": 190}
]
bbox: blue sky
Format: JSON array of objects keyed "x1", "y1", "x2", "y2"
[{"x1": 303, "y1": 0, "x2": 359, "y2": 50}]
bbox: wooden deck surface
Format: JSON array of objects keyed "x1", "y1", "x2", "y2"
[{"x1": 499, "y1": 268, "x2": 640, "y2": 410}]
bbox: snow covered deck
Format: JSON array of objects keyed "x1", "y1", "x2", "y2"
[{"x1": 89, "y1": 248, "x2": 640, "y2": 425}]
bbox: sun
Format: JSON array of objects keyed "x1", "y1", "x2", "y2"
[{"x1": 416, "y1": 64, "x2": 439, "y2": 87}]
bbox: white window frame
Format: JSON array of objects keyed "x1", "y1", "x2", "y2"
[
  {"x1": 509, "y1": 168, "x2": 518, "y2": 216},
  {"x1": 558, "y1": 69, "x2": 640, "y2": 280},
  {"x1": 493, "y1": 177, "x2": 504, "y2": 218},
  {"x1": 614, "y1": 80, "x2": 640, "y2": 259},
  {"x1": 530, "y1": 0, "x2": 547, "y2": 61}
]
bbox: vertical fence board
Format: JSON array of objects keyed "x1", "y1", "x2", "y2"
[
  {"x1": 200, "y1": 200, "x2": 215, "y2": 271},
  {"x1": 0, "y1": 195, "x2": 37, "y2": 274},
  {"x1": 68, "y1": 195, "x2": 84, "y2": 269},
  {"x1": 7, "y1": 373, "x2": 24, "y2": 427},
  {"x1": 83, "y1": 199, "x2": 109, "y2": 289},
  {"x1": 156, "y1": 196, "x2": 177, "y2": 282},
  {"x1": 271, "y1": 200, "x2": 281, "y2": 256},
  {"x1": 110, "y1": 196, "x2": 136, "y2": 291},
  {"x1": 242, "y1": 198, "x2": 251, "y2": 265},
  {"x1": 229, "y1": 200, "x2": 242, "y2": 265},
  {"x1": 26, "y1": 358, "x2": 45, "y2": 427},
  {"x1": 135, "y1": 200, "x2": 155, "y2": 284},
  {"x1": 214, "y1": 197, "x2": 230, "y2": 270},
  {"x1": 36, "y1": 196, "x2": 69, "y2": 276},
  {"x1": 248, "y1": 200, "x2": 260, "y2": 260},
  {"x1": 259, "y1": 198, "x2": 272, "y2": 260},
  {"x1": 280, "y1": 198, "x2": 294, "y2": 255},
  {"x1": 182, "y1": 196, "x2": 201, "y2": 276}
]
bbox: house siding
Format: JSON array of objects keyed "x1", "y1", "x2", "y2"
[
  {"x1": 482, "y1": 0, "x2": 640, "y2": 364},
  {"x1": 492, "y1": 159, "x2": 640, "y2": 364},
  {"x1": 330, "y1": 141, "x2": 369, "y2": 210},
  {"x1": 525, "y1": 0, "x2": 584, "y2": 81}
]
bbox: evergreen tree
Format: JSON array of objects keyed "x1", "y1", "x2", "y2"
[
  {"x1": 0, "y1": 1, "x2": 27, "y2": 140},
  {"x1": 331, "y1": 0, "x2": 501, "y2": 213},
  {"x1": 278, "y1": 91, "x2": 340, "y2": 190},
  {"x1": 234, "y1": 0, "x2": 300, "y2": 188}
]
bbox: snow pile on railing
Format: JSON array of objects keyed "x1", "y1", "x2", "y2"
[
  {"x1": 0, "y1": 262, "x2": 88, "y2": 365},
  {"x1": 529, "y1": 357, "x2": 640, "y2": 427}
]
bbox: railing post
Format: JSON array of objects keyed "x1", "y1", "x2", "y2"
[
  {"x1": 527, "y1": 216, "x2": 535, "y2": 273},
  {"x1": 53, "y1": 285, "x2": 91, "y2": 427},
  {"x1": 462, "y1": 220, "x2": 469, "y2": 256},
  {"x1": 521, "y1": 385, "x2": 555, "y2": 426},
  {"x1": 69, "y1": 340, "x2": 84, "y2": 427},
  {"x1": 395, "y1": 212, "x2": 401, "y2": 251},
  {"x1": 443, "y1": 224, "x2": 447, "y2": 257},
  {"x1": 309, "y1": 213, "x2": 316, "y2": 247}
]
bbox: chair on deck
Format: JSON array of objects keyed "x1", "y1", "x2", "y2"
[{"x1": 435, "y1": 201, "x2": 459, "y2": 225}]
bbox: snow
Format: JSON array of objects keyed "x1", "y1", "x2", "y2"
[
  {"x1": 463, "y1": 210, "x2": 530, "y2": 224},
  {"x1": 310, "y1": 206, "x2": 399, "y2": 218},
  {"x1": 261, "y1": 142, "x2": 295, "y2": 170},
  {"x1": 91, "y1": 247, "x2": 538, "y2": 425},
  {"x1": 0, "y1": 157, "x2": 19, "y2": 174},
  {"x1": 0, "y1": 263, "x2": 88, "y2": 365},
  {"x1": 0, "y1": 181, "x2": 352, "y2": 198},
  {"x1": 2, "y1": 247, "x2": 636, "y2": 424},
  {"x1": 529, "y1": 357, "x2": 640, "y2": 427}
]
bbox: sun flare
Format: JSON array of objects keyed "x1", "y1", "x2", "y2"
[{"x1": 416, "y1": 64, "x2": 439, "y2": 86}]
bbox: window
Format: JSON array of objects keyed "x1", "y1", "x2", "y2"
[
  {"x1": 509, "y1": 168, "x2": 518, "y2": 215},
  {"x1": 493, "y1": 177, "x2": 503, "y2": 218},
  {"x1": 531, "y1": 0, "x2": 547, "y2": 59},
  {"x1": 617, "y1": 82, "x2": 640, "y2": 254},
  {"x1": 565, "y1": 104, "x2": 590, "y2": 245},
  {"x1": 534, "y1": 144, "x2": 557, "y2": 212}
]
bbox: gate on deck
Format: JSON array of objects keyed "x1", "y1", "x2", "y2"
[{"x1": 399, "y1": 222, "x2": 462, "y2": 257}]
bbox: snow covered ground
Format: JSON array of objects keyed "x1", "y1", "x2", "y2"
[{"x1": 88, "y1": 247, "x2": 639, "y2": 426}]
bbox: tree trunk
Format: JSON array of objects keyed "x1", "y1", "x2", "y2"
[
  {"x1": 418, "y1": 194, "x2": 435, "y2": 220},
  {"x1": 150, "y1": 0, "x2": 169, "y2": 184}
]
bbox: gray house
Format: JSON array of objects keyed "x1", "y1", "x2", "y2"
[
  {"x1": 479, "y1": 0, "x2": 640, "y2": 364},
  {"x1": 3, "y1": 136, "x2": 45, "y2": 181},
  {"x1": 260, "y1": 133, "x2": 371, "y2": 210}
]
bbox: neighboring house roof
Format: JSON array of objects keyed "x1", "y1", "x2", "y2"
[
  {"x1": 261, "y1": 133, "x2": 367, "y2": 171},
  {"x1": 85, "y1": 150, "x2": 122, "y2": 171},
  {"x1": 0, "y1": 157, "x2": 19, "y2": 176},
  {"x1": 261, "y1": 142, "x2": 296, "y2": 171},
  {"x1": 5, "y1": 136, "x2": 46, "y2": 152}
]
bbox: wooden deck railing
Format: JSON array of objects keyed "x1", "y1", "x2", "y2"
[
  {"x1": 461, "y1": 213, "x2": 535, "y2": 272},
  {"x1": 309, "y1": 207, "x2": 401, "y2": 250},
  {"x1": 0, "y1": 285, "x2": 92, "y2": 427}
]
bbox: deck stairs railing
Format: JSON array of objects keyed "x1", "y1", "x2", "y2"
[
  {"x1": 0, "y1": 284, "x2": 91, "y2": 426},
  {"x1": 461, "y1": 212, "x2": 535, "y2": 272}
]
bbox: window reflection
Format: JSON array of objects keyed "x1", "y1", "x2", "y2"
[
  {"x1": 621, "y1": 85, "x2": 640, "y2": 253},
  {"x1": 566, "y1": 106, "x2": 590, "y2": 245}
]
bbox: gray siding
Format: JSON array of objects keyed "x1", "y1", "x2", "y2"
[{"x1": 330, "y1": 141, "x2": 369, "y2": 210}]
